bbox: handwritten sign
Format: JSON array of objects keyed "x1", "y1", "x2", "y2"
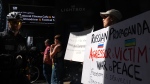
[
  {"x1": 82, "y1": 10, "x2": 150, "y2": 84},
  {"x1": 64, "y1": 27, "x2": 93, "y2": 62}
]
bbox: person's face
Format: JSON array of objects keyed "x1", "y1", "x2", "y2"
[
  {"x1": 8, "y1": 19, "x2": 22, "y2": 32},
  {"x1": 54, "y1": 38, "x2": 59, "y2": 44},
  {"x1": 102, "y1": 15, "x2": 113, "y2": 28},
  {"x1": 45, "y1": 42, "x2": 48, "y2": 46}
]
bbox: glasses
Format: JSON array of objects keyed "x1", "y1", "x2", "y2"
[{"x1": 9, "y1": 21, "x2": 22, "y2": 25}]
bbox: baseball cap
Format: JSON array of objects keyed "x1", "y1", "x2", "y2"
[{"x1": 100, "y1": 9, "x2": 122, "y2": 20}]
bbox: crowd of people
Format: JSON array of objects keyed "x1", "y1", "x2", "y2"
[{"x1": 0, "y1": 8, "x2": 122, "y2": 84}]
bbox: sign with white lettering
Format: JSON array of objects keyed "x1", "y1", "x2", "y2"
[
  {"x1": 64, "y1": 28, "x2": 93, "y2": 62},
  {"x1": 82, "y1": 10, "x2": 150, "y2": 84},
  {"x1": 9, "y1": 4, "x2": 55, "y2": 25}
]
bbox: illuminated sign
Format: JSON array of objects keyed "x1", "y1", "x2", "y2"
[{"x1": 9, "y1": 4, "x2": 55, "y2": 25}]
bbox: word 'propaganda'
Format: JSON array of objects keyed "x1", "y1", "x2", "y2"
[{"x1": 91, "y1": 20, "x2": 150, "y2": 43}]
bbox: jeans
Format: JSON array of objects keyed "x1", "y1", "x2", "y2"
[
  {"x1": 51, "y1": 61, "x2": 63, "y2": 84},
  {"x1": 43, "y1": 63, "x2": 52, "y2": 84}
]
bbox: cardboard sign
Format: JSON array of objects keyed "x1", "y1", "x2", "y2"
[{"x1": 64, "y1": 27, "x2": 93, "y2": 62}]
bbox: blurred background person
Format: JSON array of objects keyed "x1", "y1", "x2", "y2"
[
  {"x1": 50, "y1": 34, "x2": 64, "y2": 84},
  {"x1": 42, "y1": 39, "x2": 52, "y2": 84}
]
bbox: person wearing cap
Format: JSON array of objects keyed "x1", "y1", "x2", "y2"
[
  {"x1": 100, "y1": 9, "x2": 122, "y2": 28},
  {"x1": 0, "y1": 12, "x2": 31, "y2": 84}
]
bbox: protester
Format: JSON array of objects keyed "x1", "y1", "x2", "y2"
[
  {"x1": 100, "y1": 9, "x2": 122, "y2": 28},
  {"x1": 68, "y1": 9, "x2": 123, "y2": 84},
  {"x1": 42, "y1": 39, "x2": 52, "y2": 84},
  {"x1": 50, "y1": 34, "x2": 64, "y2": 84},
  {"x1": 0, "y1": 12, "x2": 31, "y2": 84}
]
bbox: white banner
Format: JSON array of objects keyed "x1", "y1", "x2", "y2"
[
  {"x1": 82, "y1": 10, "x2": 150, "y2": 84},
  {"x1": 64, "y1": 27, "x2": 93, "y2": 62}
]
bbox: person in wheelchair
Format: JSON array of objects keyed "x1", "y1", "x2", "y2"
[{"x1": 0, "y1": 12, "x2": 31, "y2": 84}]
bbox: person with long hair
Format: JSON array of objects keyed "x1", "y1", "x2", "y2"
[{"x1": 50, "y1": 34, "x2": 64, "y2": 84}]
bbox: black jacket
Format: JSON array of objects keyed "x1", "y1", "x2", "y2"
[
  {"x1": 0, "y1": 30, "x2": 27, "y2": 54},
  {"x1": 0, "y1": 30, "x2": 31, "y2": 84},
  {"x1": 0, "y1": 30, "x2": 28, "y2": 69}
]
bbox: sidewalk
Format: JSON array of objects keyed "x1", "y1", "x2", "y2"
[{"x1": 33, "y1": 80, "x2": 70, "y2": 84}]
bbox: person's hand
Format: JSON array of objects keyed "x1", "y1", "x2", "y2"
[{"x1": 51, "y1": 44, "x2": 56, "y2": 48}]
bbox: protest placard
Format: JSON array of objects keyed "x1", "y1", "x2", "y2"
[
  {"x1": 64, "y1": 27, "x2": 93, "y2": 62},
  {"x1": 82, "y1": 10, "x2": 150, "y2": 84}
]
